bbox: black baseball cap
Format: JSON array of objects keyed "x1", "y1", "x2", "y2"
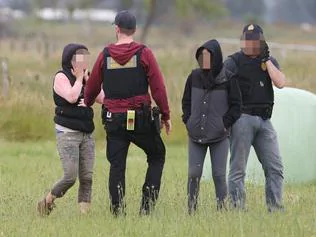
[
  {"x1": 242, "y1": 24, "x2": 264, "y2": 40},
  {"x1": 114, "y1": 10, "x2": 136, "y2": 30}
]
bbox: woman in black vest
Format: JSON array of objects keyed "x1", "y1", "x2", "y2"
[{"x1": 37, "y1": 44, "x2": 104, "y2": 216}]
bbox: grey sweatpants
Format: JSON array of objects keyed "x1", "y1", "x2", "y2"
[
  {"x1": 51, "y1": 131, "x2": 95, "y2": 203},
  {"x1": 228, "y1": 114, "x2": 284, "y2": 211},
  {"x1": 188, "y1": 138, "x2": 229, "y2": 210}
]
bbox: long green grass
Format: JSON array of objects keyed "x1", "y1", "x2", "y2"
[
  {"x1": 1, "y1": 19, "x2": 316, "y2": 237},
  {"x1": 1, "y1": 22, "x2": 316, "y2": 142},
  {"x1": 0, "y1": 28, "x2": 316, "y2": 143},
  {"x1": 1, "y1": 141, "x2": 316, "y2": 236}
]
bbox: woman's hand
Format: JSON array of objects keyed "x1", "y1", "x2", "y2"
[
  {"x1": 78, "y1": 98, "x2": 87, "y2": 107},
  {"x1": 71, "y1": 65, "x2": 84, "y2": 82}
]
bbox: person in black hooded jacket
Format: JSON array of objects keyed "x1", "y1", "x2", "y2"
[
  {"x1": 182, "y1": 39, "x2": 241, "y2": 213},
  {"x1": 37, "y1": 43, "x2": 104, "y2": 216}
]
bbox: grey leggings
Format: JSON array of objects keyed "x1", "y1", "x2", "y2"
[
  {"x1": 188, "y1": 138, "x2": 229, "y2": 208},
  {"x1": 51, "y1": 131, "x2": 95, "y2": 203}
]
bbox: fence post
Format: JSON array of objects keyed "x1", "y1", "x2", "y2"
[
  {"x1": 1, "y1": 57, "x2": 9, "y2": 98},
  {"x1": 41, "y1": 33, "x2": 50, "y2": 59},
  {"x1": 10, "y1": 38, "x2": 15, "y2": 52}
]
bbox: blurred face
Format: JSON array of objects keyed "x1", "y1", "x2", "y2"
[
  {"x1": 241, "y1": 40, "x2": 261, "y2": 56},
  {"x1": 241, "y1": 32, "x2": 265, "y2": 57},
  {"x1": 71, "y1": 50, "x2": 89, "y2": 70},
  {"x1": 198, "y1": 49, "x2": 211, "y2": 70}
]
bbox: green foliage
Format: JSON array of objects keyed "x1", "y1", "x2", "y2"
[
  {"x1": 78, "y1": 0, "x2": 94, "y2": 9},
  {"x1": 143, "y1": 0, "x2": 151, "y2": 9},
  {"x1": 226, "y1": 0, "x2": 265, "y2": 20},
  {"x1": 9, "y1": 0, "x2": 31, "y2": 11},
  {"x1": 175, "y1": 0, "x2": 227, "y2": 18},
  {"x1": 243, "y1": 13, "x2": 264, "y2": 25},
  {"x1": 120, "y1": 0, "x2": 134, "y2": 10},
  {"x1": 0, "y1": 21, "x2": 316, "y2": 142}
]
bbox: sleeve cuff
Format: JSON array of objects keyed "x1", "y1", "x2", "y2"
[
  {"x1": 161, "y1": 113, "x2": 170, "y2": 121},
  {"x1": 223, "y1": 117, "x2": 231, "y2": 129}
]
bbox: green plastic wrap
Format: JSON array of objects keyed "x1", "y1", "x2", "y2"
[{"x1": 202, "y1": 87, "x2": 316, "y2": 184}]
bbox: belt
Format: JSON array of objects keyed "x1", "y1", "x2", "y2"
[
  {"x1": 242, "y1": 106, "x2": 272, "y2": 119},
  {"x1": 106, "y1": 110, "x2": 146, "y2": 118}
]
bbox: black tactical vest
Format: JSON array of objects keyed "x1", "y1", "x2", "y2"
[
  {"x1": 102, "y1": 46, "x2": 148, "y2": 99},
  {"x1": 53, "y1": 70, "x2": 94, "y2": 133},
  {"x1": 230, "y1": 52, "x2": 274, "y2": 108}
]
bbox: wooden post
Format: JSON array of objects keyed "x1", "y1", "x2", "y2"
[
  {"x1": 40, "y1": 33, "x2": 50, "y2": 59},
  {"x1": 36, "y1": 39, "x2": 42, "y2": 54},
  {"x1": 1, "y1": 58, "x2": 9, "y2": 98},
  {"x1": 10, "y1": 39, "x2": 15, "y2": 52},
  {"x1": 51, "y1": 41, "x2": 57, "y2": 54},
  {"x1": 22, "y1": 38, "x2": 28, "y2": 52}
]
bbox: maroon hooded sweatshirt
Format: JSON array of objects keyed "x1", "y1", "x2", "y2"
[{"x1": 84, "y1": 42, "x2": 170, "y2": 121}]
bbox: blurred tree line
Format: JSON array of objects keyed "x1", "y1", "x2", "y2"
[
  {"x1": 2, "y1": 0, "x2": 316, "y2": 41},
  {"x1": 2, "y1": 0, "x2": 227, "y2": 42},
  {"x1": 4, "y1": 0, "x2": 316, "y2": 24}
]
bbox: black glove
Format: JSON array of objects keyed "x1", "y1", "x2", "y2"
[{"x1": 260, "y1": 41, "x2": 270, "y2": 63}]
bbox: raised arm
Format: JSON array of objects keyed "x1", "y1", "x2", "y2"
[
  {"x1": 84, "y1": 52, "x2": 104, "y2": 106},
  {"x1": 53, "y1": 71, "x2": 83, "y2": 104},
  {"x1": 266, "y1": 59, "x2": 286, "y2": 89}
]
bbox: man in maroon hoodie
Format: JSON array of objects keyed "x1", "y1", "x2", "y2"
[{"x1": 84, "y1": 10, "x2": 171, "y2": 216}]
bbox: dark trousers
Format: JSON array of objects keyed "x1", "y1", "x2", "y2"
[
  {"x1": 106, "y1": 124, "x2": 165, "y2": 215},
  {"x1": 187, "y1": 138, "x2": 228, "y2": 213}
]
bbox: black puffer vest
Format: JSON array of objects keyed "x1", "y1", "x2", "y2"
[{"x1": 53, "y1": 70, "x2": 94, "y2": 133}]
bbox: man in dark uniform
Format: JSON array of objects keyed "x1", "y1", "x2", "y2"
[
  {"x1": 84, "y1": 10, "x2": 171, "y2": 216},
  {"x1": 224, "y1": 24, "x2": 286, "y2": 212}
]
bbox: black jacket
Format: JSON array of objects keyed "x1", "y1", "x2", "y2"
[{"x1": 182, "y1": 39, "x2": 241, "y2": 144}]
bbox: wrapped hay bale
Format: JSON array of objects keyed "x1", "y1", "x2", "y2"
[{"x1": 202, "y1": 87, "x2": 316, "y2": 184}]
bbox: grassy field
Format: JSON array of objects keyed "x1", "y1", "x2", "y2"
[
  {"x1": 1, "y1": 20, "x2": 316, "y2": 142},
  {"x1": 0, "y1": 20, "x2": 316, "y2": 236},
  {"x1": 1, "y1": 140, "x2": 316, "y2": 237}
]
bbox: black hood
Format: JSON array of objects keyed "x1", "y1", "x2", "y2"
[
  {"x1": 195, "y1": 39, "x2": 223, "y2": 77},
  {"x1": 61, "y1": 43, "x2": 88, "y2": 73}
]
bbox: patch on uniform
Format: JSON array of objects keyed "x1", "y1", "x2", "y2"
[
  {"x1": 261, "y1": 62, "x2": 267, "y2": 71},
  {"x1": 248, "y1": 24, "x2": 254, "y2": 31},
  {"x1": 107, "y1": 55, "x2": 137, "y2": 69},
  {"x1": 260, "y1": 81, "x2": 264, "y2": 87}
]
